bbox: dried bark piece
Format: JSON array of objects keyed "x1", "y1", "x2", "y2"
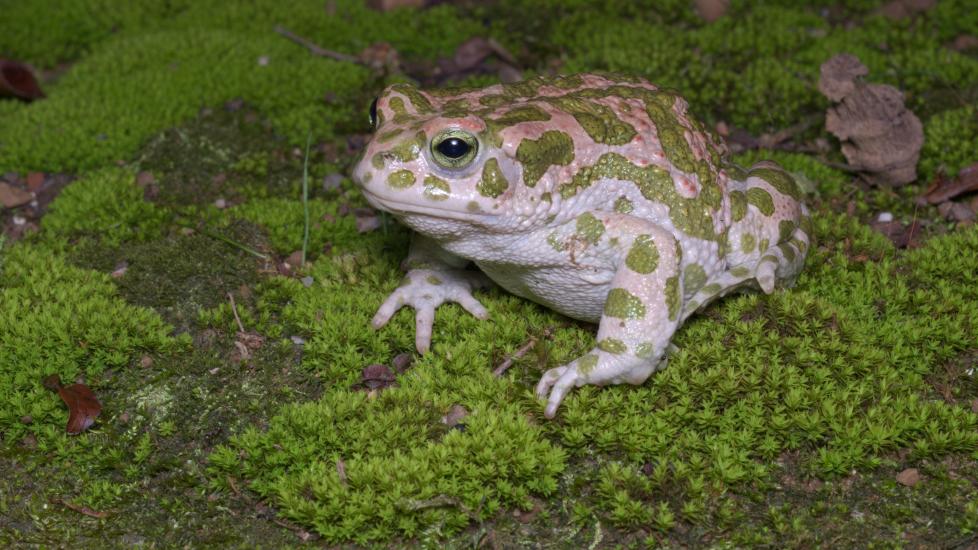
[
  {"x1": 819, "y1": 54, "x2": 923, "y2": 186},
  {"x1": 818, "y1": 54, "x2": 868, "y2": 102}
]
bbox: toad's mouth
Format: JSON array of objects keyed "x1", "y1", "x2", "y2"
[{"x1": 359, "y1": 187, "x2": 496, "y2": 224}]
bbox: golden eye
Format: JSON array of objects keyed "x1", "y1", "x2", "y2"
[{"x1": 431, "y1": 130, "x2": 478, "y2": 169}]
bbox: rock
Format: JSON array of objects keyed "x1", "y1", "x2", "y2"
[
  {"x1": 0, "y1": 181, "x2": 32, "y2": 208},
  {"x1": 895, "y1": 467, "x2": 920, "y2": 487}
]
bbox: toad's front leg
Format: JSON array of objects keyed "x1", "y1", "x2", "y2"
[
  {"x1": 372, "y1": 233, "x2": 491, "y2": 353},
  {"x1": 536, "y1": 215, "x2": 683, "y2": 418}
]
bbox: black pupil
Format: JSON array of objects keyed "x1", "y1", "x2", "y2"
[
  {"x1": 436, "y1": 137, "x2": 470, "y2": 159},
  {"x1": 369, "y1": 97, "x2": 378, "y2": 127}
]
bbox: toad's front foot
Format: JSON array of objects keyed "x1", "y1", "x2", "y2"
[{"x1": 372, "y1": 268, "x2": 491, "y2": 353}]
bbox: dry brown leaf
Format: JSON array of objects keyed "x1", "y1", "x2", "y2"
[
  {"x1": 366, "y1": 0, "x2": 424, "y2": 11},
  {"x1": 895, "y1": 467, "x2": 921, "y2": 486},
  {"x1": 441, "y1": 404, "x2": 469, "y2": 427},
  {"x1": 43, "y1": 374, "x2": 102, "y2": 435},
  {"x1": 922, "y1": 163, "x2": 978, "y2": 204},
  {"x1": 869, "y1": 218, "x2": 923, "y2": 249},
  {"x1": 694, "y1": 0, "x2": 730, "y2": 22},
  {"x1": 0, "y1": 181, "x2": 32, "y2": 208},
  {"x1": 0, "y1": 59, "x2": 45, "y2": 101},
  {"x1": 820, "y1": 54, "x2": 923, "y2": 186},
  {"x1": 877, "y1": 0, "x2": 936, "y2": 19},
  {"x1": 359, "y1": 364, "x2": 396, "y2": 390}
]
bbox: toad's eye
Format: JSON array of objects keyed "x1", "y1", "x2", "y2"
[
  {"x1": 369, "y1": 97, "x2": 379, "y2": 129},
  {"x1": 431, "y1": 130, "x2": 478, "y2": 169}
]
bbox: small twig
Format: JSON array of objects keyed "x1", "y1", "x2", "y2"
[
  {"x1": 175, "y1": 220, "x2": 270, "y2": 260},
  {"x1": 50, "y1": 498, "x2": 109, "y2": 519},
  {"x1": 493, "y1": 328, "x2": 553, "y2": 377},
  {"x1": 274, "y1": 25, "x2": 362, "y2": 65},
  {"x1": 228, "y1": 293, "x2": 246, "y2": 333},
  {"x1": 301, "y1": 131, "x2": 311, "y2": 267}
]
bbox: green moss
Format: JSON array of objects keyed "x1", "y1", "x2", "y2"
[
  {"x1": 0, "y1": 0, "x2": 484, "y2": 174},
  {"x1": 40, "y1": 167, "x2": 167, "y2": 246},
  {"x1": 0, "y1": 244, "x2": 186, "y2": 443},
  {"x1": 919, "y1": 106, "x2": 978, "y2": 181}
]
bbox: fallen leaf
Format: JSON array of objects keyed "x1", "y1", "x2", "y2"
[
  {"x1": 441, "y1": 404, "x2": 469, "y2": 427},
  {"x1": 391, "y1": 352, "x2": 413, "y2": 373},
  {"x1": 0, "y1": 58, "x2": 45, "y2": 101},
  {"x1": 43, "y1": 374, "x2": 102, "y2": 435},
  {"x1": 694, "y1": 0, "x2": 730, "y2": 22},
  {"x1": 869, "y1": 218, "x2": 923, "y2": 249},
  {"x1": 895, "y1": 467, "x2": 921, "y2": 487},
  {"x1": 0, "y1": 181, "x2": 33, "y2": 208},
  {"x1": 921, "y1": 163, "x2": 978, "y2": 204},
  {"x1": 355, "y1": 208, "x2": 380, "y2": 233},
  {"x1": 453, "y1": 37, "x2": 518, "y2": 72},
  {"x1": 366, "y1": 0, "x2": 424, "y2": 11},
  {"x1": 25, "y1": 172, "x2": 45, "y2": 191},
  {"x1": 358, "y1": 364, "x2": 396, "y2": 390},
  {"x1": 877, "y1": 0, "x2": 936, "y2": 19},
  {"x1": 237, "y1": 331, "x2": 265, "y2": 351},
  {"x1": 820, "y1": 54, "x2": 923, "y2": 186},
  {"x1": 937, "y1": 201, "x2": 976, "y2": 222},
  {"x1": 950, "y1": 35, "x2": 978, "y2": 52}
]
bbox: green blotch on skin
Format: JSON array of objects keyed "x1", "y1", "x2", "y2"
[
  {"x1": 559, "y1": 153, "x2": 717, "y2": 240},
  {"x1": 614, "y1": 196, "x2": 633, "y2": 213},
  {"x1": 779, "y1": 219, "x2": 797, "y2": 243},
  {"x1": 425, "y1": 275, "x2": 442, "y2": 285},
  {"x1": 540, "y1": 192, "x2": 552, "y2": 203},
  {"x1": 576, "y1": 213, "x2": 605, "y2": 245},
  {"x1": 387, "y1": 131, "x2": 426, "y2": 163},
  {"x1": 377, "y1": 129, "x2": 402, "y2": 143},
  {"x1": 684, "y1": 263, "x2": 707, "y2": 294},
  {"x1": 701, "y1": 283, "x2": 722, "y2": 296},
  {"x1": 371, "y1": 153, "x2": 385, "y2": 170},
  {"x1": 730, "y1": 266, "x2": 750, "y2": 278},
  {"x1": 644, "y1": 94, "x2": 696, "y2": 174},
  {"x1": 515, "y1": 130, "x2": 574, "y2": 187},
  {"x1": 554, "y1": 74, "x2": 585, "y2": 89},
  {"x1": 604, "y1": 288, "x2": 646, "y2": 319},
  {"x1": 467, "y1": 201, "x2": 482, "y2": 213},
  {"x1": 751, "y1": 167, "x2": 802, "y2": 200},
  {"x1": 387, "y1": 170, "x2": 415, "y2": 189},
  {"x1": 730, "y1": 190, "x2": 748, "y2": 223},
  {"x1": 484, "y1": 105, "x2": 552, "y2": 148},
  {"x1": 578, "y1": 354, "x2": 599, "y2": 375},
  {"x1": 361, "y1": 172, "x2": 373, "y2": 183},
  {"x1": 546, "y1": 232, "x2": 566, "y2": 252},
  {"x1": 477, "y1": 158, "x2": 509, "y2": 198},
  {"x1": 625, "y1": 234, "x2": 659, "y2": 274},
  {"x1": 665, "y1": 275, "x2": 681, "y2": 321},
  {"x1": 779, "y1": 242, "x2": 797, "y2": 262},
  {"x1": 759, "y1": 238, "x2": 770, "y2": 252},
  {"x1": 724, "y1": 162, "x2": 749, "y2": 181},
  {"x1": 597, "y1": 338, "x2": 627, "y2": 354},
  {"x1": 389, "y1": 84, "x2": 434, "y2": 114},
  {"x1": 635, "y1": 342, "x2": 655, "y2": 359},
  {"x1": 746, "y1": 187, "x2": 775, "y2": 216},
  {"x1": 423, "y1": 175, "x2": 450, "y2": 201},
  {"x1": 388, "y1": 96, "x2": 410, "y2": 123},
  {"x1": 741, "y1": 233, "x2": 756, "y2": 253},
  {"x1": 546, "y1": 96, "x2": 637, "y2": 145}
]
